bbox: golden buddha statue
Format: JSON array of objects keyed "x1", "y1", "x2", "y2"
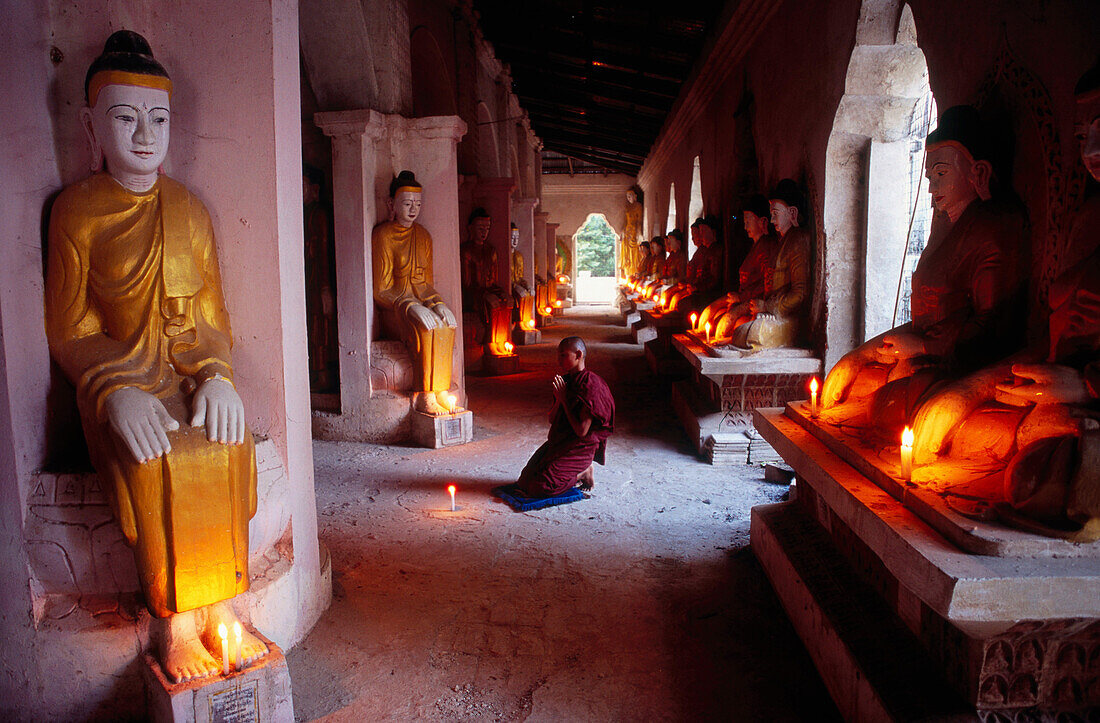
[
  {"x1": 821, "y1": 107, "x2": 1028, "y2": 430},
  {"x1": 510, "y1": 223, "x2": 535, "y2": 328},
  {"x1": 620, "y1": 186, "x2": 644, "y2": 277},
  {"x1": 728, "y1": 181, "x2": 810, "y2": 350},
  {"x1": 460, "y1": 208, "x2": 513, "y2": 354},
  {"x1": 45, "y1": 31, "x2": 267, "y2": 683},
  {"x1": 905, "y1": 71, "x2": 1100, "y2": 540},
  {"x1": 372, "y1": 171, "x2": 457, "y2": 415}
]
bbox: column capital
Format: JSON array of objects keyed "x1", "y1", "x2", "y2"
[{"x1": 314, "y1": 109, "x2": 387, "y2": 140}]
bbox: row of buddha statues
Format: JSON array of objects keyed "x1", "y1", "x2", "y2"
[
  {"x1": 619, "y1": 79, "x2": 1100, "y2": 541},
  {"x1": 621, "y1": 178, "x2": 811, "y2": 354}
]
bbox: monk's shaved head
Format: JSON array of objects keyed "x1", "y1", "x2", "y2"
[{"x1": 559, "y1": 336, "x2": 587, "y2": 357}]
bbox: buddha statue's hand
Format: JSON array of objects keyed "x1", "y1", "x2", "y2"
[
  {"x1": 874, "y1": 331, "x2": 925, "y2": 364},
  {"x1": 105, "y1": 386, "x2": 180, "y2": 463},
  {"x1": 431, "y1": 302, "x2": 458, "y2": 328},
  {"x1": 821, "y1": 349, "x2": 866, "y2": 409},
  {"x1": 912, "y1": 373, "x2": 999, "y2": 463},
  {"x1": 190, "y1": 377, "x2": 246, "y2": 444},
  {"x1": 995, "y1": 364, "x2": 1091, "y2": 406}
]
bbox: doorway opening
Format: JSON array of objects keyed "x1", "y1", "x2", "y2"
[{"x1": 573, "y1": 213, "x2": 619, "y2": 304}]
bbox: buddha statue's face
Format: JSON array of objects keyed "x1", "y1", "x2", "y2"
[
  {"x1": 925, "y1": 143, "x2": 981, "y2": 223},
  {"x1": 627, "y1": 189, "x2": 636, "y2": 204},
  {"x1": 510, "y1": 227, "x2": 520, "y2": 249},
  {"x1": 1075, "y1": 97, "x2": 1100, "y2": 182},
  {"x1": 770, "y1": 200, "x2": 797, "y2": 236},
  {"x1": 393, "y1": 190, "x2": 422, "y2": 227},
  {"x1": 666, "y1": 235, "x2": 681, "y2": 253},
  {"x1": 83, "y1": 83, "x2": 170, "y2": 189},
  {"x1": 469, "y1": 216, "x2": 491, "y2": 243},
  {"x1": 744, "y1": 210, "x2": 768, "y2": 242},
  {"x1": 650, "y1": 241, "x2": 663, "y2": 255}
]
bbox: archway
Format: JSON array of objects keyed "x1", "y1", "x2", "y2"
[
  {"x1": 822, "y1": 1, "x2": 935, "y2": 369},
  {"x1": 572, "y1": 213, "x2": 620, "y2": 304},
  {"x1": 687, "y1": 155, "x2": 703, "y2": 254}
]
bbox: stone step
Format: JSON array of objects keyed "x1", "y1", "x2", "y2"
[{"x1": 751, "y1": 501, "x2": 974, "y2": 722}]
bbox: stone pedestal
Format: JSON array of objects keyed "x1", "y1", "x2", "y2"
[
  {"x1": 142, "y1": 634, "x2": 293, "y2": 723},
  {"x1": 640, "y1": 309, "x2": 691, "y2": 377},
  {"x1": 411, "y1": 409, "x2": 474, "y2": 449},
  {"x1": 314, "y1": 110, "x2": 468, "y2": 444},
  {"x1": 670, "y1": 334, "x2": 821, "y2": 465},
  {"x1": 751, "y1": 406, "x2": 1100, "y2": 719},
  {"x1": 513, "y1": 327, "x2": 541, "y2": 345},
  {"x1": 482, "y1": 351, "x2": 519, "y2": 376}
]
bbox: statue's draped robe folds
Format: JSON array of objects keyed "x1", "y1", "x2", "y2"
[
  {"x1": 705, "y1": 233, "x2": 778, "y2": 334},
  {"x1": 519, "y1": 368, "x2": 615, "y2": 497},
  {"x1": 621, "y1": 201, "x2": 643, "y2": 276},
  {"x1": 45, "y1": 173, "x2": 256, "y2": 618},
  {"x1": 372, "y1": 220, "x2": 454, "y2": 393}
]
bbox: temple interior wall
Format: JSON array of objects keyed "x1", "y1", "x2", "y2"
[{"x1": 638, "y1": 0, "x2": 1100, "y2": 370}]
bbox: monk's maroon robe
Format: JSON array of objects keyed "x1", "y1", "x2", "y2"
[{"x1": 518, "y1": 368, "x2": 616, "y2": 497}]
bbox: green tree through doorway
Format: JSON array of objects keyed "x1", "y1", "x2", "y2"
[{"x1": 575, "y1": 214, "x2": 617, "y2": 277}]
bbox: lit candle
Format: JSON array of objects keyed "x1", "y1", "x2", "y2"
[
  {"x1": 448, "y1": 484, "x2": 456, "y2": 512},
  {"x1": 704, "y1": 321, "x2": 712, "y2": 343},
  {"x1": 900, "y1": 427, "x2": 914, "y2": 481},
  {"x1": 504, "y1": 341, "x2": 514, "y2": 353},
  {"x1": 446, "y1": 393, "x2": 457, "y2": 413},
  {"x1": 217, "y1": 623, "x2": 229, "y2": 676},
  {"x1": 690, "y1": 312, "x2": 698, "y2": 329},
  {"x1": 809, "y1": 377, "x2": 819, "y2": 417},
  {"x1": 526, "y1": 319, "x2": 534, "y2": 330},
  {"x1": 233, "y1": 621, "x2": 243, "y2": 671},
  {"x1": 554, "y1": 300, "x2": 562, "y2": 308}
]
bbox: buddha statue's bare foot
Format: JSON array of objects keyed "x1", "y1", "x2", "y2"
[
  {"x1": 415, "y1": 391, "x2": 449, "y2": 415},
  {"x1": 202, "y1": 601, "x2": 269, "y2": 668},
  {"x1": 158, "y1": 610, "x2": 221, "y2": 683}
]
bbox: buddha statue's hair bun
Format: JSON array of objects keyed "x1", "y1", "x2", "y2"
[
  {"x1": 85, "y1": 30, "x2": 170, "y2": 103},
  {"x1": 389, "y1": 170, "x2": 423, "y2": 197}
]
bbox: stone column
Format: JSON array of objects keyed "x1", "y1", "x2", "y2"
[{"x1": 315, "y1": 111, "x2": 386, "y2": 423}]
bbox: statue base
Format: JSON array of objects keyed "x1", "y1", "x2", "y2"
[
  {"x1": 670, "y1": 380, "x2": 783, "y2": 465},
  {"x1": 750, "y1": 407, "x2": 1100, "y2": 718},
  {"x1": 512, "y1": 327, "x2": 541, "y2": 345},
  {"x1": 482, "y1": 352, "x2": 519, "y2": 376},
  {"x1": 623, "y1": 310, "x2": 641, "y2": 327},
  {"x1": 411, "y1": 409, "x2": 474, "y2": 449},
  {"x1": 142, "y1": 633, "x2": 293, "y2": 723},
  {"x1": 631, "y1": 324, "x2": 657, "y2": 345}
]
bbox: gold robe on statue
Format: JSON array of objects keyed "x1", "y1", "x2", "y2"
[
  {"x1": 372, "y1": 220, "x2": 454, "y2": 392},
  {"x1": 45, "y1": 173, "x2": 256, "y2": 618}
]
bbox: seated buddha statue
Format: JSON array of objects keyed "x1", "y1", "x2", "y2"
[
  {"x1": 373, "y1": 171, "x2": 458, "y2": 415},
  {"x1": 821, "y1": 106, "x2": 1028, "y2": 430},
  {"x1": 906, "y1": 68, "x2": 1100, "y2": 540},
  {"x1": 627, "y1": 240, "x2": 653, "y2": 291},
  {"x1": 461, "y1": 207, "x2": 514, "y2": 354},
  {"x1": 728, "y1": 180, "x2": 811, "y2": 350},
  {"x1": 654, "y1": 230, "x2": 687, "y2": 308},
  {"x1": 510, "y1": 223, "x2": 535, "y2": 328},
  {"x1": 680, "y1": 217, "x2": 726, "y2": 314},
  {"x1": 696, "y1": 195, "x2": 778, "y2": 336},
  {"x1": 620, "y1": 187, "x2": 644, "y2": 278},
  {"x1": 45, "y1": 31, "x2": 267, "y2": 683}
]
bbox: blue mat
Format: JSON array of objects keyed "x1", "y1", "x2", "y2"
[{"x1": 491, "y1": 484, "x2": 587, "y2": 512}]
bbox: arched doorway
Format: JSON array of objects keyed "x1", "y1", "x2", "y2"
[{"x1": 572, "y1": 213, "x2": 619, "y2": 304}]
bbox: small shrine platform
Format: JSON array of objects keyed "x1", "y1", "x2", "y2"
[
  {"x1": 638, "y1": 309, "x2": 692, "y2": 377},
  {"x1": 751, "y1": 405, "x2": 1100, "y2": 720},
  {"x1": 671, "y1": 333, "x2": 821, "y2": 465}
]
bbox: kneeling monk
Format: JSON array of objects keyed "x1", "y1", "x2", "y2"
[{"x1": 518, "y1": 337, "x2": 615, "y2": 497}]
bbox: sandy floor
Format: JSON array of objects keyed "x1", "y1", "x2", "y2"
[{"x1": 287, "y1": 306, "x2": 839, "y2": 721}]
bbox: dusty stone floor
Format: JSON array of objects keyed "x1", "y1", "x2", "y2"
[{"x1": 288, "y1": 306, "x2": 840, "y2": 721}]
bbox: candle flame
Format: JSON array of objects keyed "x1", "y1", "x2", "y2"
[
  {"x1": 448, "y1": 484, "x2": 456, "y2": 494},
  {"x1": 545, "y1": 306, "x2": 552, "y2": 314},
  {"x1": 554, "y1": 300, "x2": 562, "y2": 307},
  {"x1": 690, "y1": 312, "x2": 698, "y2": 326},
  {"x1": 233, "y1": 621, "x2": 242, "y2": 641},
  {"x1": 446, "y1": 393, "x2": 457, "y2": 412},
  {"x1": 810, "y1": 377, "x2": 819, "y2": 394},
  {"x1": 704, "y1": 322, "x2": 711, "y2": 333},
  {"x1": 504, "y1": 341, "x2": 514, "y2": 353},
  {"x1": 218, "y1": 623, "x2": 228, "y2": 641},
  {"x1": 902, "y1": 427, "x2": 914, "y2": 447}
]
